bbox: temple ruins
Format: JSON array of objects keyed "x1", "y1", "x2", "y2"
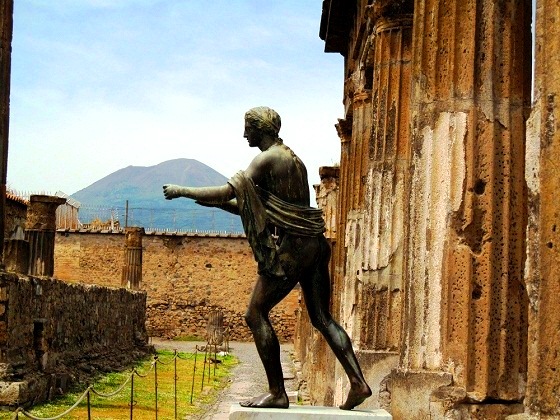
[
  {"x1": 294, "y1": 0, "x2": 559, "y2": 418},
  {"x1": 0, "y1": 0, "x2": 559, "y2": 417}
]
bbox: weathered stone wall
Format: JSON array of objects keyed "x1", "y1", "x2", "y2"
[
  {"x1": 0, "y1": 271, "x2": 149, "y2": 406},
  {"x1": 4, "y1": 194, "x2": 27, "y2": 240},
  {"x1": 54, "y1": 231, "x2": 299, "y2": 342}
]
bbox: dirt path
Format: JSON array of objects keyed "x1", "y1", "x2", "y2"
[{"x1": 150, "y1": 339, "x2": 297, "y2": 419}]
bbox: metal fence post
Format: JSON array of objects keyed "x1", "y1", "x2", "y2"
[
  {"x1": 174, "y1": 351, "x2": 178, "y2": 419},
  {"x1": 201, "y1": 347, "x2": 208, "y2": 390},
  {"x1": 154, "y1": 358, "x2": 158, "y2": 420},
  {"x1": 190, "y1": 349, "x2": 197, "y2": 405},
  {"x1": 130, "y1": 372, "x2": 134, "y2": 420},
  {"x1": 87, "y1": 388, "x2": 91, "y2": 420}
]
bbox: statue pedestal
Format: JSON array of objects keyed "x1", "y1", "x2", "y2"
[{"x1": 229, "y1": 404, "x2": 392, "y2": 419}]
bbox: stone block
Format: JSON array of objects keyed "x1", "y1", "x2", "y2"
[
  {"x1": 0, "y1": 321, "x2": 7, "y2": 343},
  {"x1": 0, "y1": 286, "x2": 8, "y2": 301},
  {"x1": 286, "y1": 391, "x2": 298, "y2": 403},
  {"x1": 0, "y1": 381, "x2": 28, "y2": 406},
  {"x1": 391, "y1": 370, "x2": 452, "y2": 420},
  {"x1": 229, "y1": 404, "x2": 392, "y2": 419}
]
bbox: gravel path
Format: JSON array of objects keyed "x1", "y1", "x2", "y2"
[{"x1": 150, "y1": 339, "x2": 297, "y2": 419}]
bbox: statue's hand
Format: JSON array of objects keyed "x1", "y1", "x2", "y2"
[{"x1": 163, "y1": 184, "x2": 181, "y2": 200}]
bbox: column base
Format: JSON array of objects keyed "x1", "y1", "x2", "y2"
[{"x1": 390, "y1": 369, "x2": 452, "y2": 420}]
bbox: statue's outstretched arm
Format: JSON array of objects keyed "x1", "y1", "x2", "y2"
[
  {"x1": 163, "y1": 184, "x2": 235, "y2": 203},
  {"x1": 196, "y1": 199, "x2": 239, "y2": 215}
]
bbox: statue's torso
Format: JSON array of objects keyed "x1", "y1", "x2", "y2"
[{"x1": 249, "y1": 143, "x2": 310, "y2": 207}]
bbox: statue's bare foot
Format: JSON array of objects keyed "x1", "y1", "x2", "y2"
[
  {"x1": 240, "y1": 392, "x2": 289, "y2": 409},
  {"x1": 339, "y1": 382, "x2": 372, "y2": 410}
]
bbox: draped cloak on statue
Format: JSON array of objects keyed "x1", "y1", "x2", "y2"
[{"x1": 228, "y1": 170, "x2": 326, "y2": 279}]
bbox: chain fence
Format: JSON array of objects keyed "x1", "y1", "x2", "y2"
[{"x1": 10, "y1": 344, "x2": 228, "y2": 420}]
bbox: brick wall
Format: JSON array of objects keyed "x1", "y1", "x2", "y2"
[
  {"x1": 54, "y1": 231, "x2": 300, "y2": 342},
  {"x1": 0, "y1": 272, "x2": 149, "y2": 406}
]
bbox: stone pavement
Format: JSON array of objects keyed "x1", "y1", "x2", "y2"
[{"x1": 150, "y1": 339, "x2": 297, "y2": 420}]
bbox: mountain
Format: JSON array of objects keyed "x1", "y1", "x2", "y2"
[
  {"x1": 71, "y1": 159, "x2": 243, "y2": 232},
  {"x1": 72, "y1": 158, "x2": 228, "y2": 204}
]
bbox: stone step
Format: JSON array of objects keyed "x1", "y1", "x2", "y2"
[{"x1": 229, "y1": 404, "x2": 392, "y2": 419}]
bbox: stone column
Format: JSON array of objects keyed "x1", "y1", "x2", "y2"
[
  {"x1": 121, "y1": 227, "x2": 144, "y2": 289},
  {"x1": 355, "y1": 3, "x2": 412, "y2": 352},
  {"x1": 295, "y1": 166, "x2": 340, "y2": 406},
  {"x1": 26, "y1": 195, "x2": 66, "y2": 277},
  {"x1": 524, "y1": 0, "x2": 560, "y2": 416},
  {"x1": 333, "y1": 117, "x2": 353, "y2": 298},
  {"x1": 2, "y1": 239, "x2": 28, "y2": 274},
  {"x1": 393, "y1": 0, "x2": 532, "y2": 418},
  {"x1": 334, "y1": 11, "x2": 375, "y2": 348},
  {"x1": 315, "y1": 166, "x2": 340, "y2": 243},
  {"x1": 326, "y1": 1, "x2": 414, "y2": 409},
  {"x1": 315, "y1": 165, "x2": 341, "y2": 311},
  {"x1": 0, "y1": 1, "x2": 13, "y2": 264}
]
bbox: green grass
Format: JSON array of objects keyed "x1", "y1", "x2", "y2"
[
  {"x1": 172, "y1": 335, "x2": 205, "y2": 342},
  {"x1": 2, "y1": 349, "x2": 237, "y2": 420}
]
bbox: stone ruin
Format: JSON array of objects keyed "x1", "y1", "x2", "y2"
[
  {"x1": 1, "y1": 1, "x2": 560, "y2": 418},
  {"x1": 0, "y1": 194, "x2": 150, "y2": 407},
  {"x1": 294, "y1": 0, "x2": 560, "y2": 418}
]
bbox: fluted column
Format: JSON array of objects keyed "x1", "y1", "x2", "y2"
[
  {"x1": 339, "y1": 88, "x2": 372, "y2": 340},
  {"x1": 356, "y1": 6, "x2": 412, "y2": 352},
  {"x1": 315, "y1": 166, "x2": 340, "y2": 242},
  {"x1": 524, "y1": 0, "x2": 560, "y2": 416},
  {"x1": 121, "y1": 227, "x2": 144, "y2": 289},
  {"x1": 330, "y1": 0, "x2": 414, "y2": 409},
  {"x1": 315, "y1": 165, "x2": 340, "y2": 295},
  {"x1": 2, "y1": 239, "x2": 28, "y2": 274},
  {"x1": 394, "y1": 0, "x2": 532, "y2": 417},
  {"x1": 294, "y1": 166, "x2": 340, "y2": 406},
  {"x1": 26, "y1": 195, "x2": 66, "y2": 277},
  {"x1": 332, "y1": 117, "x2": 353, "y2": 319}
]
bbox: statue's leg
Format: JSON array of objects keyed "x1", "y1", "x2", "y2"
[
  {"x1": 240, "y1": 273, "x2": 298, "y2": 409},
  {"x1": 300, "y1": 237, "x2": 372, "y2": 410}
]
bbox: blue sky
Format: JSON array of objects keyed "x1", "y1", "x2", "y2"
[{"x1": 7, "y1": 1, "x2": 343, "y2": 197}]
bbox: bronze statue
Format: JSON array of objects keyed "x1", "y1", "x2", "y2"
[{"x1": 163, "y1": 106, "x2": 371, "y2": 410}]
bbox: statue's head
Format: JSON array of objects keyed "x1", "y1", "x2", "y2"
[{"x1": 244, "y1": 106, "x2": 281, "y2": 137}]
